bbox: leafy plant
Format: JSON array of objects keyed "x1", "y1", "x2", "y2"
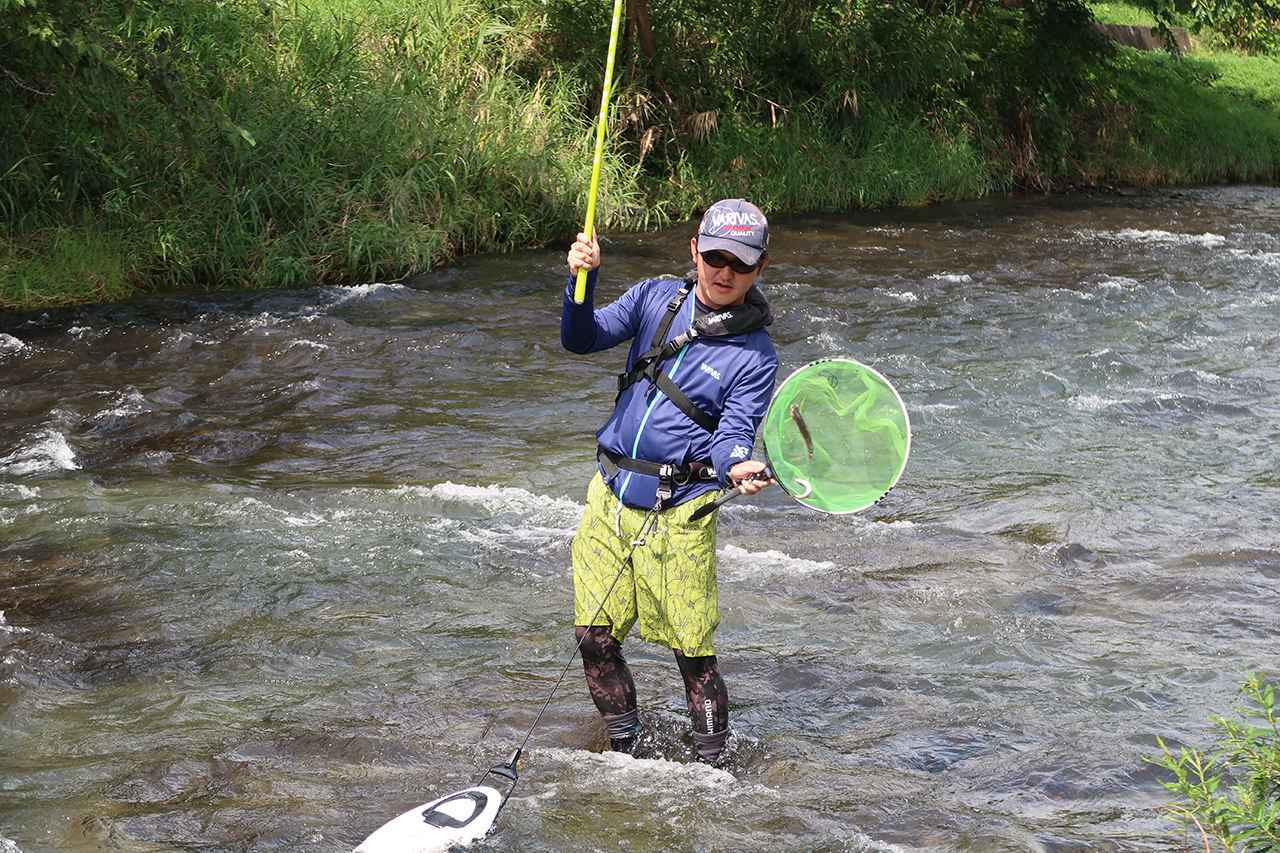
[
  {"x1": 1151, "y1": 674, "x2": 1280, "y2": 852},
  {"x1": 1137, "y1": 0, "x2": 1280, "y2": 52},
  {"x1": 1188, "y1": 0, "x2": 1280, "y2": 53},
  {"x1": 4, "y1": 0, "x2": 1280, "y2": 308},
  {"x1": 1, "y1": 0, "x2": 643, "y2": 305}
]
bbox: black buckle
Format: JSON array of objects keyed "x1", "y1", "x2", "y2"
[
  {"x1": 666, "y1": 287, "x2": 689, "y2": 312},
  {"x1": 488, "y1": 748, "x2": 521, "y2": 783}
]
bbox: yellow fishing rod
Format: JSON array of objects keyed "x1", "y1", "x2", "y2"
[{"x1": 573, "y1": 0, "x2": 627, "y2": 304}]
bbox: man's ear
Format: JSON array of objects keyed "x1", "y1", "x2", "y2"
[{"x1": 689, "y1": 237, "x2": 699, "y2": 266}]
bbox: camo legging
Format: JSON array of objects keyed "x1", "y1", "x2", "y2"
[{"x1": 576, "y1": 626, "x2": 729, "y2": 752}]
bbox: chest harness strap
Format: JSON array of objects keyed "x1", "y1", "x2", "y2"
[
  {"x1": 615, "y1": 276, "x2": 774, "y2": 434},
  {"x1": 597, "y1": 445, "x2": 717, "y2": 486}
]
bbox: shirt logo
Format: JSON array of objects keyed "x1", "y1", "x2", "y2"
[
  {"x1": 700, "y1": 363, "x2": 722, "y2": 382},
  {"x1": 729, "y1": 445, "x2": 750, "y2": 460}
]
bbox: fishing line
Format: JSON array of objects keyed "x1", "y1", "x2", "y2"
[
  {"x1": 356, "y1": 500, "x2": 663, "y2": 852},
  {"x1": 482, "y1": 501, "x2": 663, "y2": 804}
]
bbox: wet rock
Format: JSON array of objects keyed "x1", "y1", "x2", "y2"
[
  {"x1": 1053, "y1": 542, "x2": 1104, "y2": 568},
  {"x1": 1038, "y1": 371, "x2": 1070, "y2": 398},
  {"x1": 1010, "y1": 590, "x2": 1076, "y2": 617},
  {"x1": 997, "y1": 522, "x2": 1062, "y2": 546},
  {"x1": 901, "y1": 731, "x2": 994, "y2": 774},
  {"x1": 182, "y1": 429, "x2": 268, "y2": 464},
  {"x1": 1092, "y1": 22, "x2": 1192, "y2": 52}
]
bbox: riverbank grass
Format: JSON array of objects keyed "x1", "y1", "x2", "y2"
[
  {"x1": 1211, "y1": 52, "x2": 1280, "y2": 105},
  {"x1": 1101, "y1": 49, "x2": 1280, "y2": 185},
  {"x1": 655, "y1": 111, "x2": 993, "y2": 216},
  {"x1": 4, "y1": 0, "x2": 1280, "y2": 310},
  {"x1": 1090, "y1": 2, "x2": 1162, "y2": 26},
  {"x1": 0, "y1": 227, "x2": 134, "y2": 309},
  {"x1": 0, "y1": 0, "x2": 644, "y2": 309}
]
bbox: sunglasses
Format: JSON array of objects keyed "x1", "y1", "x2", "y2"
[{"x1": 700, "y1": 251, "x2": 761, "y2": 275}]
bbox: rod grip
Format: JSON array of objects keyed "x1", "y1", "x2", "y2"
[
  {"x1": 688, "y1": 487, "x2": 743, "y2": 522},
  {"x1": 688, "y1": 469, "x2": 774, "y2": 522}
]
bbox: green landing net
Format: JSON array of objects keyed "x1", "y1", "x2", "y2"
[{"x1": 761, "y1": 358, "x2": 911, "y2": 514}]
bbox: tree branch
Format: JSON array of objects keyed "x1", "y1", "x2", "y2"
[{"x1": 2, "y1": 67, "x2": 53, "y2": 97}]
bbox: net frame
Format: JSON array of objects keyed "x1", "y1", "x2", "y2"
[{"x1": 760, "y1": 357, "x2": 911, "y2": 515}]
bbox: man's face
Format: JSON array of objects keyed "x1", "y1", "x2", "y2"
[{"x1": 689, "y1": 238, "x2": 769, "y2": 310}]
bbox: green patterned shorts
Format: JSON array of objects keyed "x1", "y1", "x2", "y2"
[{"x1": 571, "y1": 473, "x2": 721, "y2": 657}]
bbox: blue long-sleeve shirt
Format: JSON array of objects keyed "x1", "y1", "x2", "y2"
[{"x1": 562, "y1": 268, "x2": 779, "y2": 510}]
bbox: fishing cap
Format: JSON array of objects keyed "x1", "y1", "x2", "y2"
[{"x1": 697, "y1": 199, "x2": 769, "y2": 266}]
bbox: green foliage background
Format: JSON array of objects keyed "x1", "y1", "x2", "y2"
[
  {"x1": 1145, "y1": 0, "x2": 1280, "y2": 52},
  {"x1": 1, "y1": 0, "x2": 1279, "y2": 308},
  {"x1": 1150, "y1": 674, "x2": 1280, "y2": 851}
]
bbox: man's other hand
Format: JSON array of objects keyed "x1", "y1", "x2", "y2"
[{"x1": 729, "y1": 460, "x2": 773, "y2": 496}]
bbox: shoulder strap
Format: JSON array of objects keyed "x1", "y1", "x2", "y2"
[
  {"x1": 614, "y1": 279, "x2": 721, "y2": 433},
  {"x1": 653, "y1": 371, "x2": 719, "y2": 432},
  {"x1": 615, "y1": 275, "x2": 772, "y2": 434},
  {"x1": 616, "y1": 280, "x2": 693, "y2": 397}
]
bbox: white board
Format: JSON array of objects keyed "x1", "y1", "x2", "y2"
[{"x1": 355, "y1": 785, "x2": 502, "y2": 853}]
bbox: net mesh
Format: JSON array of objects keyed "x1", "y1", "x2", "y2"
[{"x1": 761, "y1": 358, "x2": 910, "y2": 514}]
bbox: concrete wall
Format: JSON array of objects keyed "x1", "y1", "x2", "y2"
[{"x1": 1093, "y1": 22, "x2": 1193, "y2": 53}]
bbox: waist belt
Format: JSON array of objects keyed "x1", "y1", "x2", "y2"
[{"x1": 597, "y1": 446, "x2": 718, "y2": 486}]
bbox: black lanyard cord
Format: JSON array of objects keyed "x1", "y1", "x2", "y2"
[{"x1": 478, "y1": 502, "x2": 664, "y2": 814}]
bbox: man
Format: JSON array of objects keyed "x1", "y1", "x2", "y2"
[{"x1": 560, "y1": 198, "x2": 779, "y2": 765}]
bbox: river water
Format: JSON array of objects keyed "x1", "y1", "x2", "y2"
[{"x1": 2, "y1": 187, "x2": 1278, "y2": 852}]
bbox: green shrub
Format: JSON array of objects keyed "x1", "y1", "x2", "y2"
[
  {"x1": 537, "y1": 0, "x2": 1115, "y2": 190},
  {"x1": 0, "y1": 0, "x2": 643, "y2": 302},
  {"x1": 1151, "y1": 674, "x2": 1280, "y2": 852},
  {"x1": 1138, "y1": 0, "x2": 1280, "y2": 53},
  {"x1": 3, "y1": 0, "x2": 1280, "y2": 309},
  {"x1": 1187, "y1": 0, "x2": 1280, "y2": 53}
]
